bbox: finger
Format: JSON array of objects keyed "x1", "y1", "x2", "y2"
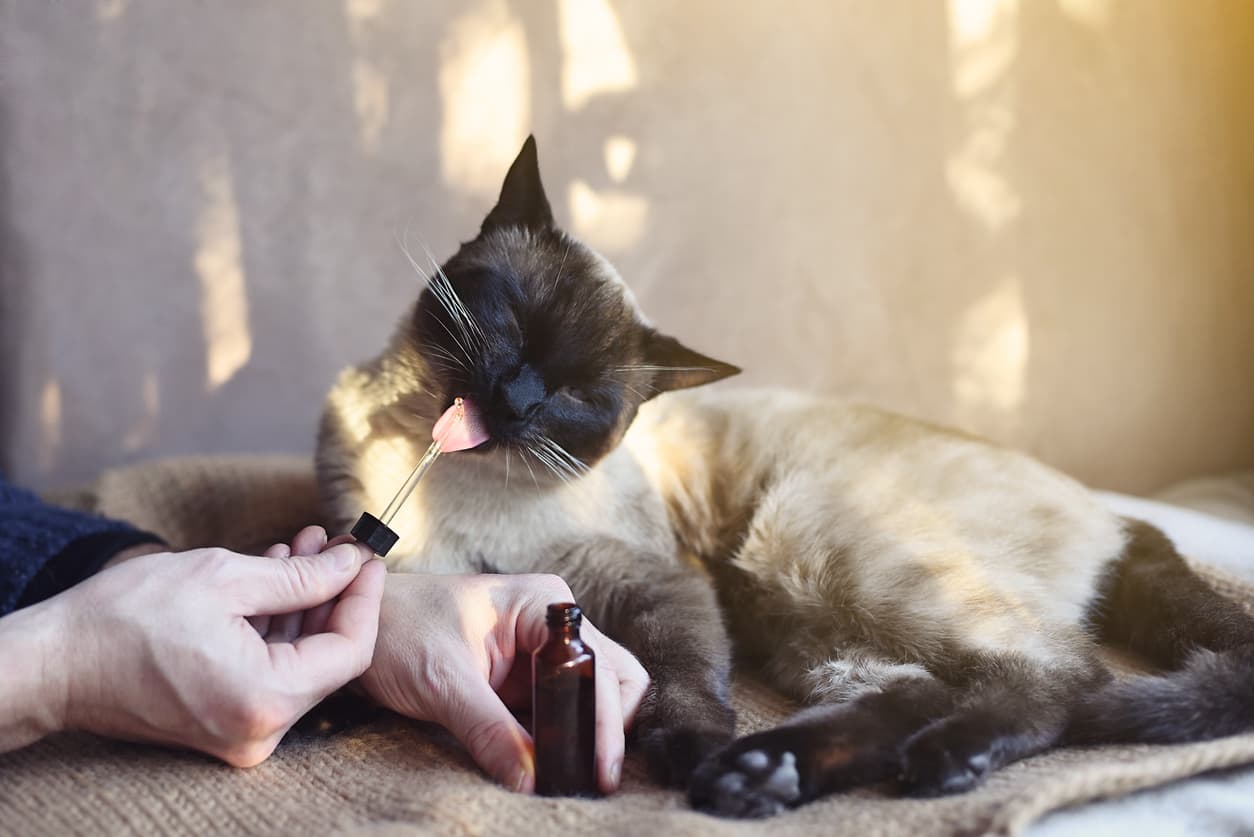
[
  {"x1": 252, "y1": 544, "x2": 291, "y2": 634},
  {"x1": 236, "y1": 542, "x2": 373, "y2": 614},
  {"x1": 496, "y1": 654, "x2": 532, "y2": 710},
  {"x1": 267, "y1": 610, "x2": 305, "y2": 643},
  {"x1": 592, "y1": 655, "x2": 626, "y2": 793},
  {"x1": 326, "y1": 534, "x2": 356, "y2": 549},
  {"x1": 264, "y1": 543, "x2": 291, "y2": 559},
  {"x1": 252, "y1": 543, "x2": 290, "y2": 633},
  {"x1": 290, "y1": 525, "x2": 329, "y2": 556},
  {"x1": 283, "y1": 559, "x2": 387, "y2": 691},
  {"x1": 300, "y1": 599, "x2": 337, "y2": 636},
  {"x1": 581, "y1": 622, "x2": 650, "y2": 730},
  {"x1": 439, "y1": 670, "x2": 536, "y2": 793},
  {"x1": 609, "y1": 646, "x2": 650, "y2": 730}
]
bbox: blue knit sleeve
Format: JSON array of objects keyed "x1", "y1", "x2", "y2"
[{"x1": 0, "y1": 476, "x2": 164, "y2": 616}]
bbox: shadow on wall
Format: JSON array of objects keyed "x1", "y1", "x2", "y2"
[{"x1": 2, "y1": 0, "x2": 1252, "y2": 492}]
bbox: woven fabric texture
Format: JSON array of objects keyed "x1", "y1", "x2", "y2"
[{"x1": 5, "y1": 455, "x2": 1253, "y2": 837}]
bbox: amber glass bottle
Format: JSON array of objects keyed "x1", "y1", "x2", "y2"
[{"x1": 532, "y1": 602, "x2": 598, "y2": 797}]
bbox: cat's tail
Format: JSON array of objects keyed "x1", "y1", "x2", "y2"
[
  {"x1": 1069, "y1": 518, "x2": 1254, "y2": 745},
  {"x1": 1067, "y1": 645, "x2": 1254, "y2": 744}
]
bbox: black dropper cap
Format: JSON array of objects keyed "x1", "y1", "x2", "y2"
[{"x1": 351, "y1": 512, "x2": 399, "y2": 557}]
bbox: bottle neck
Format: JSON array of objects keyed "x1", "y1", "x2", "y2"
[{"x1": 550, "y1": 622, "x2": 581, "y2": 644}]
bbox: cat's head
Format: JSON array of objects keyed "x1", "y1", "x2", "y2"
[{"x1": 407, "y1": 135, "x2": 738, "y2": 477}]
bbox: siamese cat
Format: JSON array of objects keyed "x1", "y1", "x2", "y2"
[{"x1": 317, "y1": 137, "x2": 1254, "y2": 818}]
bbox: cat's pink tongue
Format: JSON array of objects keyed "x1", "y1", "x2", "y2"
[{"x1": 432, "y1": 397, "x2": 490, "y2": 452}]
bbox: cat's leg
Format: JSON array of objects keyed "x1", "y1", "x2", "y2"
[
  {"x1": 554, "y1": 542, "x2": 737, "y2": 788},
  {"x1": 1070, "y1": 518, "x2": 1254, "y2": 744},
  {"x1": 896, "y1": 652, "x2": 1104, "y2": 796},
  {"x1": 690, "y1": 650, "x2": 1104, "y2": 816},
  {"x1": 1090, "y1": 519, "x2": 1254, "y2": 666},
  {"x1": 689, "y1": 656, "x2": 954, "y2": 818}
]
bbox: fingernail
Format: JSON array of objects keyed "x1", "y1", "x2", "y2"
[
  {"x1": 510, "y1": 753, "x2": 535, "y2": 793},
  {"x1": 328, "y1": 544, "x2": 357, "y2": 571},
  {"x1": 610, "y1": 759, "x2": 622, "y2": 787}
]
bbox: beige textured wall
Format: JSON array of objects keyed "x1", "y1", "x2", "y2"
[{"x1": 1, "y1": 0, "x2": 1252, "y2": 494}]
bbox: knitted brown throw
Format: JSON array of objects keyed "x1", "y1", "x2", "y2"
[{"x1": 6, "y1": 456, "x2": 1254, "y2": 836}]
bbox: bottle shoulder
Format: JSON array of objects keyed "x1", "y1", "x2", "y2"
[{"x1": 534, "y1": 637, "x2": 596, "y2": 666}]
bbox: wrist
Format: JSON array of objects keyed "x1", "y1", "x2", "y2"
[
  {"x1": 0, "y1": 595, "x2": 72, "y2": 750},
  {"x1": 102, "y1": 542, "x2": 166, "y2": 570}
]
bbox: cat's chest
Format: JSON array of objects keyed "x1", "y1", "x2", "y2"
[{"x1": 383, "y1": 452, "x2": 672, "y2": 573}]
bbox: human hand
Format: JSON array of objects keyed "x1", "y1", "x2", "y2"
[
  {"x1": 281, "y1": 526, "x2": 650, "y2": 795},
  {"x1": 37, "y1": 540, "x2": 385, "y2": 767}
]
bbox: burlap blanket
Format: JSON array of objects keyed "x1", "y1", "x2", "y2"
[{"x1": 5, "y1": 455, "x2": 1254, "y2": 836}]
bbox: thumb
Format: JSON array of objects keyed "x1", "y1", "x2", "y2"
[
  {"x1": 237, "y1": 543, "x2": 373, "y2": 614},
  {"x1": 441, "y1": 674, "x2": 536, "y2": 793}
]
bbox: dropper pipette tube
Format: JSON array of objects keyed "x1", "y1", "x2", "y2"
[
  {"x1": 350, "y1": 396, "x2": 469, "y2": 555},
  {"x1": 378, "y1": 438, "x2": 443, "y2": 526}
]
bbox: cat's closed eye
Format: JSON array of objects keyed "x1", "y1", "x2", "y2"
[{"x1": 557, "y1": 385, "x2": 589, "y2": 404}]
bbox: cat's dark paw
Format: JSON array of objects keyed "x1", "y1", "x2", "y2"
[
  {"x1": 638, "y1": 726, "x2": 733, "y2": 788},
  {"x1": 689, "y1": 741, "x2": 803, "y2": 819},
  {"x1": 897, "y1": 719, "x2": 993, "y2": 797}
]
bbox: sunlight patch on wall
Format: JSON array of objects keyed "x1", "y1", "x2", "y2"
[
  {"x1": 194, "y1": 152, "x2": 253, "y2": 391},
  {"x1": 951, "y1": 277, "x2": 1029, "y2": 417},
  {"x1": 946, "y1": 0, "x2": 1020, "y2": 231},
  {"x1": 352, "y1": 60, "x2": 390, "y2": 152},
  {"x1": 946, "y1": 109, "x2": 1019, "y2": 232},
  {"x1": 559, "y1": 0, "x2": 637, "y2": 111},
  {"x1": 344, "y1": 0, "x2": 391, "y2": 152},
  {"x1": 96, "y1": 0, "x2": 129, "y2": 21},
  {"x1": 1057, "y1": 0, "x2": 1112, "y2": 28},
  {"x1": 122, "y1": 373, "x2": 161, "y2": 452},
  {"x1": 439, "y1": 0, "x2": 530, "y2": 197},
  {"x1": 948, "y1": 0, "x2": 1018, "y2": 99},
  {"x1": 38, "y1": 379, "x2": 62, "y2": 474},
  {"x1": 569, "y1": 179, "x2": 648, "y2": 254},
  {"x1": 604, "y1": 135, "x2": 637, "y2": 183},
  {"x1": 344, "y1": 0, "x2": 384, "y2": 21}
]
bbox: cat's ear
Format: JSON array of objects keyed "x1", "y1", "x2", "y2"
[
  {"x1": 642, "y1": 332, "x2": 741, "y2": 394},
  {"x1": 481, "y1": 135, "x2": 554, "y2": 233}
]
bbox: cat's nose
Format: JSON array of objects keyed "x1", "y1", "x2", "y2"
[{"x1": 498, "y1": 364, "x2": 545, "y2": 421}]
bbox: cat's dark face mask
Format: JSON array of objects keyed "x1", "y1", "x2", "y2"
[{"x1": 409, "y1": 136, "x2": 739, "y2": 476}]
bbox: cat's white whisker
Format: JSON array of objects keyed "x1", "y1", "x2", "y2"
[
  {"x1": 423, "y1": 280, "x2": 477, "y2": 364},
  {"x1": 621, "y1": 382, "x2": 651, "y2": 401},
  {"x1": 428, "y1": 266, "x2": 472, "y2": 338},
  {"x1": 538, "y1": 435, "x2": 589, "y2": 475},
  {"x1": 420, "y1": 342, "x2": 468, "y2": 371},
  {"x1": 548, "y1": 238, "x2": 572, "y2": 299},
  {"x1": 528, "y1": 442, "x2": 570, "y2": 484},
  {"x1": 424, "y1": 244, "x2": 488, "y2": 348},
  {"x1": 519, "y1": 445, "x2": 541, "y2": 489},
  {"x1": 400, "y1": 237, "x2": 482, "y2": 366},
  {"x1": 400, "y1": 242, "x2": 478, "y2": 366},
  {"x1": 614, "y1": 365, "x2": 716, "y2": 373},
  {"x1": 536, "y1": 436, "x2": 583, "y2": 480},
  {"x1": 530, "y1": 451, "x2": 560, "y2": 483},
  {"x1": 431, "y1": 313, "x2": 476, "y2": 368},
  {"x1": 399, "y1": 237, "x2": 438, "y2": 289},
  {"x1": 504, "y1": 446, "x2": 511, "y2": 490}
]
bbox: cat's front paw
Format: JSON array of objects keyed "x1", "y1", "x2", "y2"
[
  {"x1": 689, "y1": 741, "x2": 802, "y2": 819},
  {"x1": 638, "y1": 725, "x2": 733, "y2": 788},
  {"x1": 897, "y1": 718, "x2": 993, "y2": 797}
]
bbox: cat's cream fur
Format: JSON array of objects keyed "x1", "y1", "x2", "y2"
[
  {"x1": 323, "y1": 370, "x2": 1125, "y2": 702},
  {"x1": 628, "y1": 389, "x2": 1126, "y2": 694},
  {"x1": 317, "y1": 137, "x2": 1254, "y2": 817}
]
